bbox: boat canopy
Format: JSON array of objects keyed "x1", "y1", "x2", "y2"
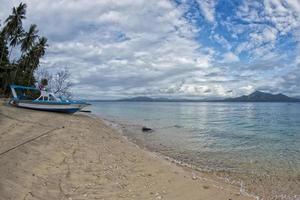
[
  {"x1": 10, "y1": 84, "x2": 64, "y2": 103},
  {"x1": 10, "y1": 84, "x2": 40, "y2": 100},
  {"x1": 10, "y1": 85, "x2": 39, "y2": 91}
]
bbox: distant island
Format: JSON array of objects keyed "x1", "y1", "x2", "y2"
[
  {"x1": 222, "y1": 91, "x2": 300, "y2": 102},
  {"x1": 103, "y1": 91, "x2": 300, "y2": 102}
]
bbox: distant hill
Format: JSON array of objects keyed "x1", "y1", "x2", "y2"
[
  {"x1": 223, "y1": 91, "x2": 300, "y2": 102},
  {"x1": 118, "y1": 96, "x2": 156, "y2": 102},
  {"x1": 117, "y1": 96, "x2": 187, "y2": 102},
  {"x1": 116, "y1": 91, "x2": 300, "y2": 102}
]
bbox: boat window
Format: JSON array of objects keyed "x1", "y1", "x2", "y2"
[
  {"x1": 49, "y1": 94, "x2": 55, "y2": 101},
  {"x1": 44, "y1": 96, "x2": 48, "y2": 101},
  {"x1": 14, "y1": 88, "x2": 40, "y2": 100}
]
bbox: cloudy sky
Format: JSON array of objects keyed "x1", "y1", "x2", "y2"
[{"x1": 1, "y1": 0, "x2": 300, "y2": 99}]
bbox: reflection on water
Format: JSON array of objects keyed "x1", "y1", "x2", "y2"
[{"x1": 91, "y1": 102, "x2": 300, "y2": 199}]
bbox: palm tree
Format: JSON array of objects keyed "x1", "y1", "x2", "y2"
[
  {"x1": 0, "y1": 3, "x2": 26, "y2": 92},
  {"x1": 20, "y1": 24, "x2": 38, "y2": 54},
  {"x1": 1, "y1": 3, "x2": 51, "y2": 94},
  {"x1": 0, "y1": 3, "x2": 26, "y2": 63},
  {"x1": 5, "y1": 2, "x2": 26, "y2": 33},
  {"x1": 36, "y1": 37, "x2": 48, "y2": 58},
  {"x1": 8, "y1": 26, "x2": 24, "y2": 60},
  {"x1": 15, "y1": 24, "x2": 38, "y2": 84},
  {"x1": 27, "y1": 36, "x2": 48, "y2": 85}
]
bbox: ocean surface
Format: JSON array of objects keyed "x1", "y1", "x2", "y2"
[{"x1": 90, "y1": 102, "x2": 300, "y2": 199}]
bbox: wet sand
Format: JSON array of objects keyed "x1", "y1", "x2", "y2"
[{"x1": 0, "y1": 102, "x2": 254, "y2": 200}]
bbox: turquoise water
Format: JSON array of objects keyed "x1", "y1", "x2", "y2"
[{"x1": 90, "y1": 102, "x2": 300, "y2": 199}]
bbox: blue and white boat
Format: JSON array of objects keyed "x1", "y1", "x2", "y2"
[{"x1": 9, "y1": 85, "x2": 90, "y2": 113}]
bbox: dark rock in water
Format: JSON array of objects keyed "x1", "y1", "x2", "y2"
[
  {"x1": 142, "y1": 126, "x2": 153, "y2": 133},
  {"x1": 79, "y1": 110, "x2": 91, "y2": 113},
  {"x1": 174, "y1": 125, "x2": 182, "y2": 128}
]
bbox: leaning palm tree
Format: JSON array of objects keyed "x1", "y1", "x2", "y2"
[
  {"x1": 6, "y1": 27, "x2": 23, "y2": 88},
  {"x1": 36, "y1": 37, "x2": 48, "y2": 58},
  {"x1": 27, "y1": 36, "x2": 48, "y2": 85},
  {"x1": 20, "y1": 24, "x2": 38, "y2": 54},
  {"x1": 15, "y1": 24, "x2": 38, "y2": 83}
]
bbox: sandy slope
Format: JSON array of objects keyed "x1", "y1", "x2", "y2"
[{"x1": 0, "y1": 102, "x2": 253, "y2": 200}]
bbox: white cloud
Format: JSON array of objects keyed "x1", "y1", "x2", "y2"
[
  {"x1": 233, "y1": 0, "x2": 300, "y2": 59},
  {"x1": 196, "y1": 0, "x2": 216, "y2": 23},
  {"x1": 237, "y1": 0, "x2": 300, "y2": 37},
  {"x1": 264, "y1": 0, "x2": 300, "y2": 34},
  {"x1": 211, "y1": 33, "x2": 232, "y2": 50},
  {"x1": 262, "y1": 27, "x2": 278, "y2": 42},
  {"x1": 222, "y1": 52, "x2": 239, "y2": 63}
]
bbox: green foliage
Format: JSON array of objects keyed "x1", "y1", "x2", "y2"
[
  {"x1": 0, "y1": 31, "x2": 10, "y2": 94},
  {"x1": 0, "y1": 32, "x2": 9, "y2": 65},
  {"x1": 0, "y1": 2, "x2": 48, "y2": 95}
]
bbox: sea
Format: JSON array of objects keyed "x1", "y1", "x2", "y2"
[{"x1": 90, "y1": 101, "x2": 300, "y2": 200}]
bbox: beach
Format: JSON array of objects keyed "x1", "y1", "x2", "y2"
[{"x1": 0, "y1": 102, "x2": 253, "y2": 200}]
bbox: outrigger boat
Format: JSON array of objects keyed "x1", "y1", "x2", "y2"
[{"x1": 9, "y1": 85, "x2": 90, "y2": 113}]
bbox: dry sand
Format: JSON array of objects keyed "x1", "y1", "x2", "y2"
[{"x1": 0, "y1": 102, "x2": 254, "y2": 200}]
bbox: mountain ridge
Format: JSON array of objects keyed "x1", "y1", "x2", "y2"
[
  {"x1": 223, "y1": 91, "x2": 300, "y2": 102},
  {"x1": 90, "y1": 91, "x2": 300, "y2": 102}
]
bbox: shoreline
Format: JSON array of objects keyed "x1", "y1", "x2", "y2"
[
  {"x1": 94, "y1": 110, "x2": 300, "y2": 200},
  {"x1": 0, "y1": 102, "x2": 254, "y2": 200},
  {"x1": 94, "y1": 116, "x2": 260, "y2": 199}
]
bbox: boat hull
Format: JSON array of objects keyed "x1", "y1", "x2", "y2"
[{"x1": 12, "y1": 101, "x2": 84, "y2": 113}]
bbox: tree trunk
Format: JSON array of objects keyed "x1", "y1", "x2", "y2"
[
  {"x1": 11, "y1": 67, "x2": 17, "y2": 84},
  {"x1": 2, "y1": 65, "x2": 12, "y2": 95},
  {"x1": 14, "y1": 52, "x2": 24, "y2": 84},
  {"x1": 27, "y1": 57, "x2": 38, "y2": 86},
  {"x1": 0, "y1": 38, "x2": 7, "y2": 66},
  {"x1": 3, "y1": 72, "x2": 8, "y2": 94},
  {"x1": 0, "y1": 43, "x2": 5, "y2": 64}
]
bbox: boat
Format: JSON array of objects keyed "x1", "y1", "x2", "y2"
[{"x1": 9, "y1": 85, "x2": 90, "y2": 113}]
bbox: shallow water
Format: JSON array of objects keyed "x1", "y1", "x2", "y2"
[{"x1": 90, "y1": 102, "x2": 300, "y2": 199}]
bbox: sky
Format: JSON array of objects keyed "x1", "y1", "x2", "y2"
[{"x1": 1, "y1": 0, "x2": 300, "y2": 99}]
